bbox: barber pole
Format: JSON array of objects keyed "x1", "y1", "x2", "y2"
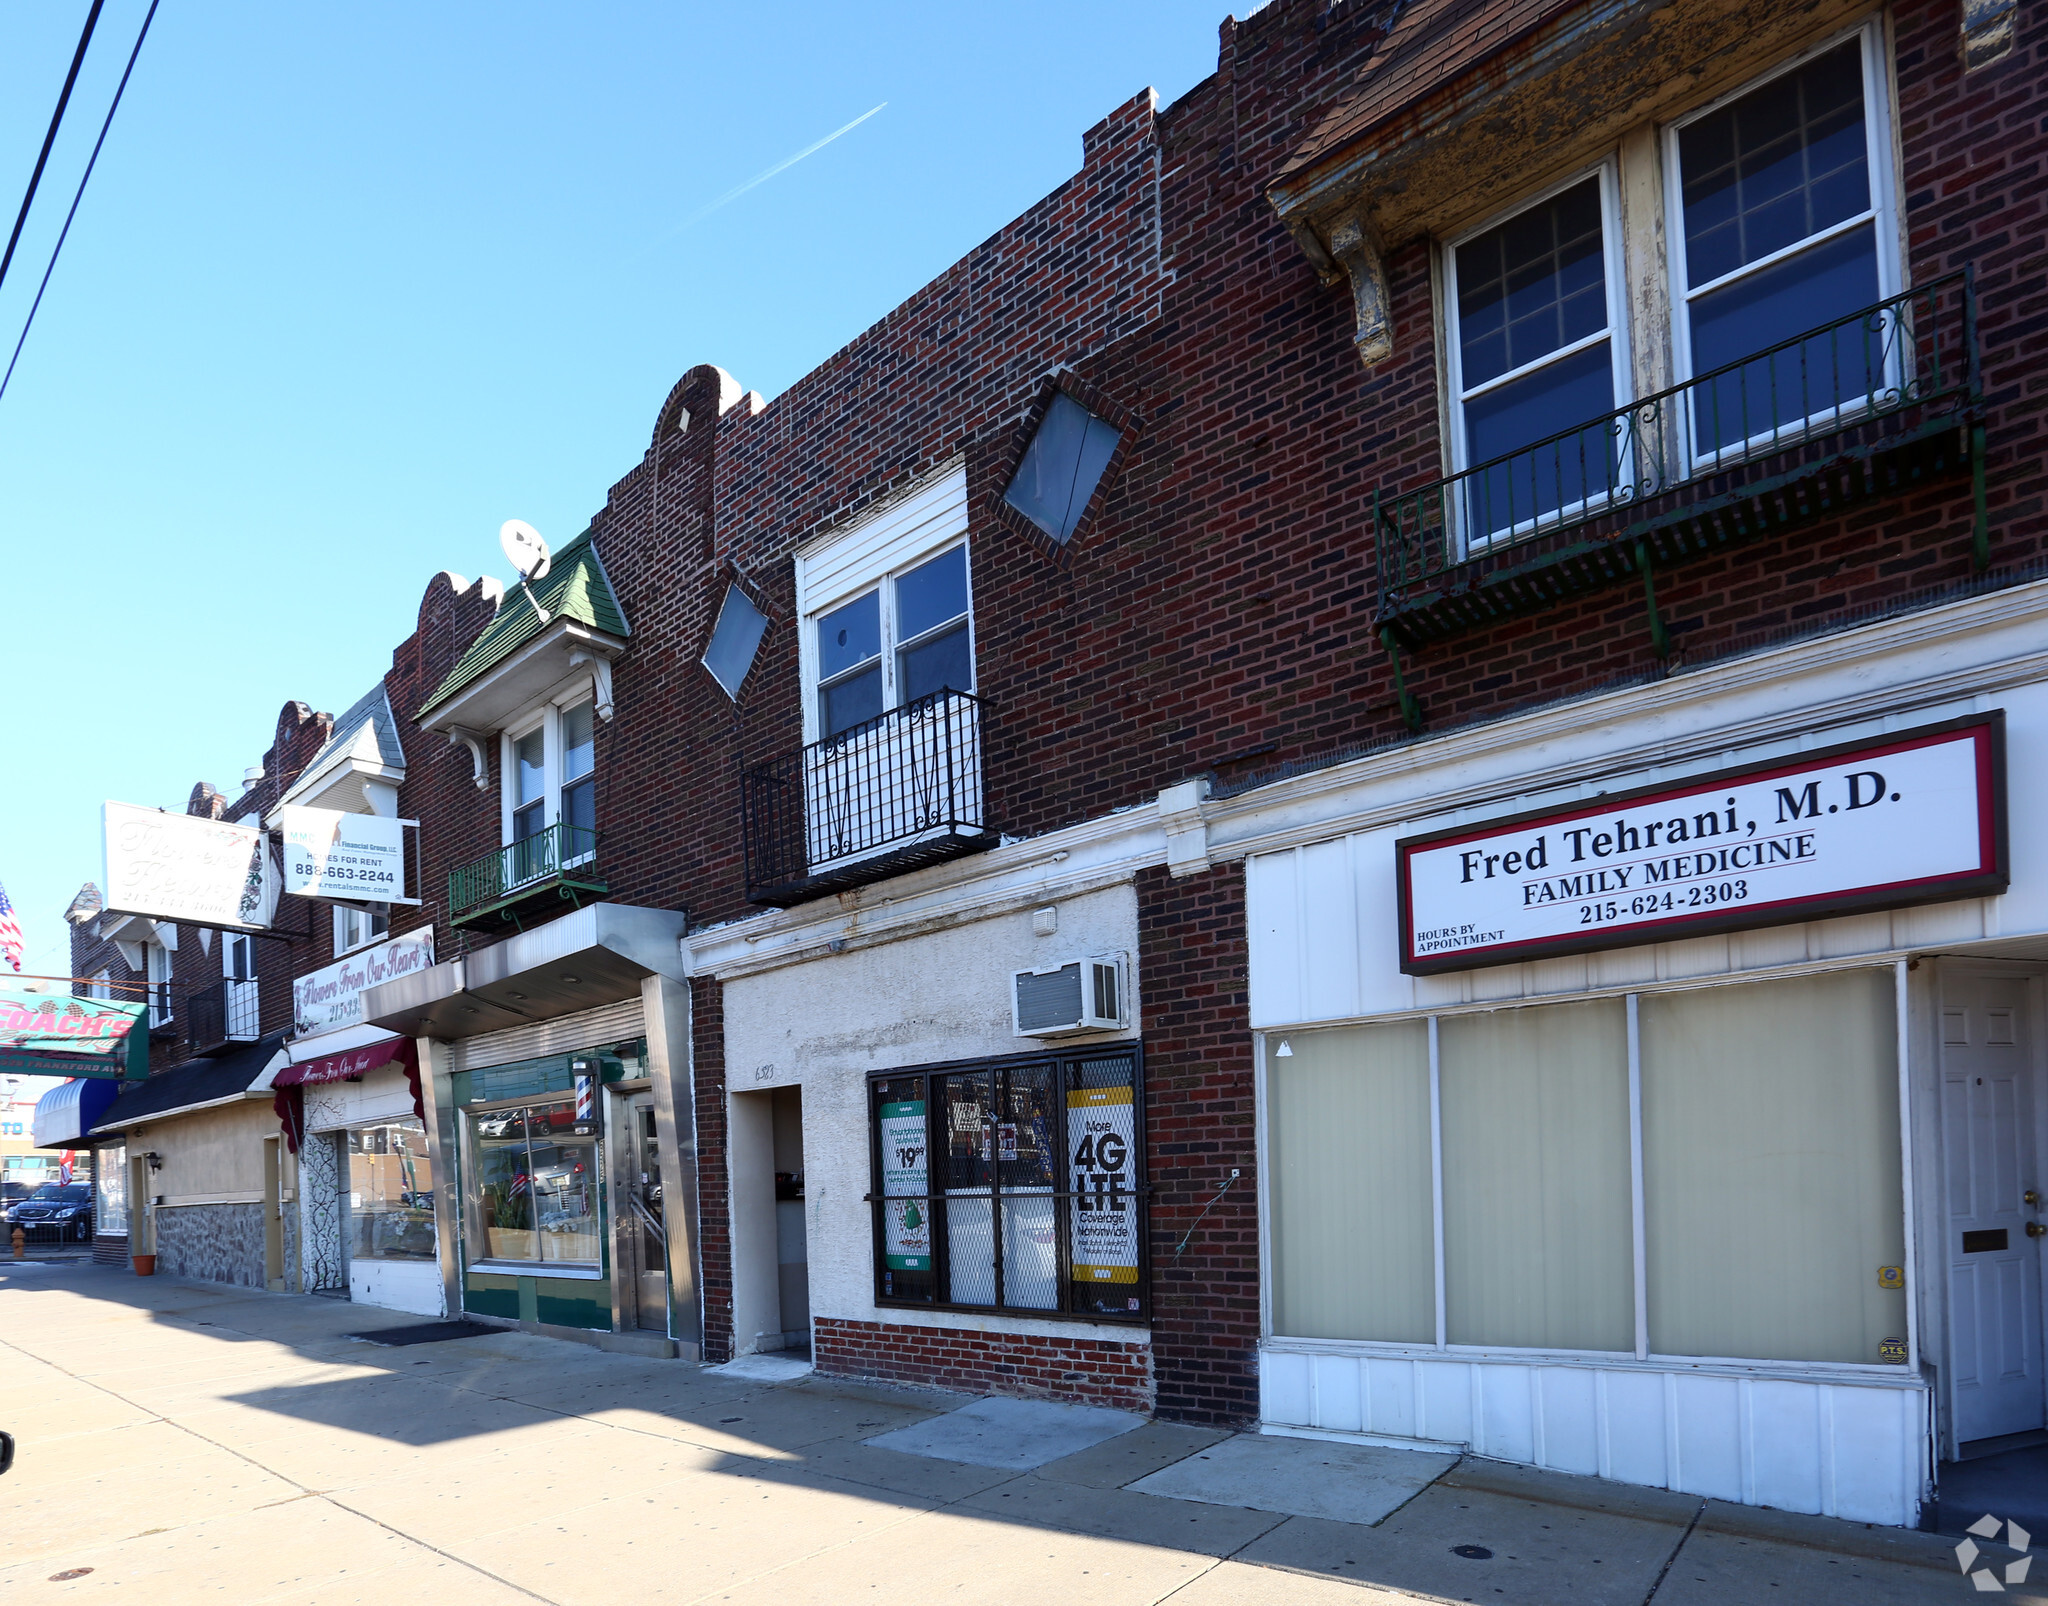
[{"x1": 574, "y1": 1073, "x2": 594, "y2": 1124}]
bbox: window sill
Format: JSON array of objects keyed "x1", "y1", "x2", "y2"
[
  {"x1": 873, "y1": 1294, "x2": 1148, "y2": 1327},
  {"x1": 1261, "y1": 1335, "x2": 1924, "y2": 1387},
  {"x1": 466, "y1": 1258, "x2": 605, "y2": 1281}
]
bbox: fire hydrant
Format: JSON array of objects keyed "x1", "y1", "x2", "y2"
[{"x1": 10, "y1": 1226, "x2": 23, "y2": 1260}]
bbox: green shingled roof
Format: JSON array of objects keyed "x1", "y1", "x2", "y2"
[{"x1": 419, "y1": 527, "x2": 629, "y2": 716}]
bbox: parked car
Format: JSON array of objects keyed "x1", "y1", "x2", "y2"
[{"x1": 8, "y1": 1184, "x2": 94, "y2": 1242}]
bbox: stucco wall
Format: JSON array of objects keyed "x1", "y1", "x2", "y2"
[
  {"x1": 116, "y1": 1098, "x2": 273, "y2": 1200},
  {"x1": 722, "y1": 883, "x2": 1145, "y2": 1346}
]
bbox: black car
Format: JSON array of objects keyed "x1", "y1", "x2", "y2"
[{"x1": 8, "y1": 1184, "x2": 94, "y2": 1242}]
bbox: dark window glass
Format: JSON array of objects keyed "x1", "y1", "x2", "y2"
[
  {"x1": 1003, "y1": 392, "x2": 1120, "y2": 544},
  {"x1": 900, "y1": 622, "x2": 972, "y2": 704},
  {"x1": 1679, "y1": 41, "x2": 1868, "y2": 290},
  {"x1": 1461, "y1": 341, "x2": 1620, "y2": 535},
  {"x1": 817, "y1": 591, "x2": 880, "y2": 682},
  {"x1": 998, "y1": 1065, "x2": 1059, "y2": 1310},
  {"x1": 1686, "y1": 223, "x2": 1882, "y2": 452},
  {"x1": 1456, "y1": 177, "x2": 1607, "y2": 388},
  {"x1": 561, "y1": 773, "x2": 596, "y2": 852},
  {"x1": 895, "y1": 546, "x2": 969, "y2": 643},
  {"x1": 821, "y1": 664, "x2": 884, "y2": 739},
  {"x1": 940, "y1": 1071, "x2": 995, "y2": 1306},
  {"x1": 702, "y1": 584, "x2": 770, "y2": 700}
]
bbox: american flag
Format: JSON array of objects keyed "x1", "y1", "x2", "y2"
[{"x1": 0, "y1": 881, "x2": 22, "y2": 973}]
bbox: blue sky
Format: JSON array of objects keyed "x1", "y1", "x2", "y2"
[{"x1": 0, "y1": 2, "x2": 1227, "y2": 978}]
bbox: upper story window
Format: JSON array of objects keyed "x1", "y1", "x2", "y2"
[
  {"x1": 1445, "y1": 168, "x2": 1628, "y2": 537},
  {"x1": 334, "y1": 905, "x2": 389, "y2": 955},
  {"x1": 502, "y1": 694, "x2": 597, "y2": 859},
  {"x1": 815, "y1": 544, "x2": 973, "y2": 740},
  {"x1": 1436, "y1": 22, "x2": 1897, "y2": 547},
  {"x1": 1671, "y1": 35, "x2": 1891, "y2": 455},
  {"x1": 1003, "y1": 392, "x2": 1121, "y2": 545}
]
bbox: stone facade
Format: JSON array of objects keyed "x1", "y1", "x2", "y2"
[{"x1": 153, "y1": 1203, "x2": 265, "y2": 1288}]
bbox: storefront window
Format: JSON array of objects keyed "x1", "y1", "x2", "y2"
[
  {"x1": 346, "y1": 1121, "x2": 435, "y2": 1261},
  {"x1": 96, "y1": 1145, "x2": 128, "y2": 1235},
  {"x1": 469, "y1": 1101, "x2": 600, "y2": 1267},
  {"x1": 871, "y1": 1048, "x2": 1145, "y2": 1321},
  {"x1": 1266, "y1": 968, "x2": 1906, "y2": 1366}
]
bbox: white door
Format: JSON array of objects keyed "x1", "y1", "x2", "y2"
[{"x1": 1942, "y1": 971, "x2": 2046, "y2": 1446}]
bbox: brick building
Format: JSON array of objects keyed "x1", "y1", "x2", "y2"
[{"x1": 60, "y1": 0, "x2": 2042, "y2": 1531}]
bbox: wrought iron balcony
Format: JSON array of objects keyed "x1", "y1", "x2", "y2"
[
  {"x1": 185, "y1": 979, "x2": 261, "y2": 1055},
  {"x1": 448, "y1": 821, "x2": 606, "y2": 928},
  {"x1": 742, "y1": 687, "x2": 996, "y2": 907},
  {"x1": 1372, "y1": 270, "x2": 1983, "y2": 677}
]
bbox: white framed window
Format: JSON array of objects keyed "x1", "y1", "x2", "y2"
[
  {"x1": 1442, "y1": 161, "x2": 1632, "y2": 548},
  {"x1": 1665, "y1": 22, "x2": 1900, "y2": 464},
  {"x1": 499, "y1": 689, "x2": 599, "y2": 863},
  {"x1": 224, "y1": 932, "x2": 253, "y2": 984},
  {"x1": 812, "y1": 543, "x2": 974, "y2": 740},
  {"x1": 144, "y1": 941, "x2": 173, "y2": 1027},
  {"x1": 333, "y1": 906, "x2": 389, "y2": 955}
]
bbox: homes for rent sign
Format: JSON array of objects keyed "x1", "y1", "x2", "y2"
[
  {"x1": 280, "y1": 806, "x2": 406, "y2": 903},
  {"x1": 1396, "y1": 714, "x2": 2007, "y2": 975}
]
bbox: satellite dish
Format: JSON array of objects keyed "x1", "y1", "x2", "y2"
[{"x1": 499, "y1": 519, "x2": 552, "y2": 583}]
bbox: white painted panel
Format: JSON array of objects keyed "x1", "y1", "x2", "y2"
[
  {"x1": 1671, "y1": 1374, "x2": 1743, "y2": 1501},
  {"x1": 795, "y1": 465, "x2": 969, "y2": 615},
  {"x1": 1537, "y1": 1367, "x2": 1601, "y2": 1475},
  {"x1": 1313, "y1": 1353, "x2": 1364, "y2": 1432},
  {"x1": 1246, "y1": 849, "x2": 1302, "y2": 1029},
  {"x1": 1263, "y1": 1349, "x2": 1312, "y2": 1427},
  {"x1": 350, "y1": 1257, "x2": 443, "y2": 1317},
  {"x1": 1599, "y1": 1368, "x2": 1669, "y2": 1487},
  {"x1": 1828, "y1": 1385, "x2": 1918, "y2": 1526},
  {"x1": 1816, "y1": 912, "x2": 1894, "y2": 959},
  {"x1": 1747, "y1": 1378, "x2": 1824, "y2": 1515},
  {"x1": 1366, "y1": 1357, "x2": 1418, "y2": 1439},
  {"x1": 1476, "y1": 1364, "x2": 1536, "y2": 1464},
  {"x1": 1418, "y1": 1359, "x2": 1474, "y2": 1445},
  {"x1": 1300, "y1": 838, "x2": 1360, "y2": 1022},
  {"x1": 1660, "y1": 935, "x2": 1730, "y2": 979}
]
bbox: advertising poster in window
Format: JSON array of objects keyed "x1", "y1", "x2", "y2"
[
  {"x1": 1068, "y1": 1082, "x2": 1138, "y2": 1286},
  {"x1": 879, "y1": 1099, "x2": 930, "y2": 1270}
]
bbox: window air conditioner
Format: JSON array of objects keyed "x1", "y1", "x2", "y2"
[{"x1": 1013, "y1": 954, "x2": 1125, "y2": 1037}]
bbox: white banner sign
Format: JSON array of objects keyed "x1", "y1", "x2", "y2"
[
  {"x1": 103, "y1": 802, "x2": 271, "y2": 931},
  {"x1": 291, "y1": 928, "x2": 436, "y2": 1037},
  {"x1": 1397, "y1": 715, "x2": 2006, "y2": 975},
  {"x1": 1068, "y1": 1075, "x2": 1140, "y2": 1311},
  {"x1": 281, "y1": 806, "x2": 405, "y2": 902}
]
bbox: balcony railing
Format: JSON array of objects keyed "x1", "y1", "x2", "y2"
[
  {"x1": 185, "y1": 979, "x2": 261, "y2": 1054},
  {"x1": 448, "y1": 822, "x2": 606, "y2": 927},
  {"x1": 742, "y1": 687, "x2": 996, "y2": 907},
  {"x1": 1372, "y1": 270, "x2": 1982, "y2": 659}
]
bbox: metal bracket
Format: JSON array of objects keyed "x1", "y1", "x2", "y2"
[
  {"x1": 1635, "y1": 541, "x2": 1672, "y2": 660},
  {"x1": 1382, "y1": 627, "x2": 1423, "y2": 733}
]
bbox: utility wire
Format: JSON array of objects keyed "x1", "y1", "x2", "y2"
[
  {"x1": 0, "y1": 0, "x2": 106, "y2": 298},
  {"x1": 0, "y1": 0, "x2": 160, "y2": 406}
]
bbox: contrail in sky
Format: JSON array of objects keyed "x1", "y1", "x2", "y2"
[{"x1": 672, "y1": 103, "x2": 887, "y2": 233}]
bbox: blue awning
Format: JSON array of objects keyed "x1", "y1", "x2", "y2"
[{"x1": 32, "y1": 1079, "x2": 121, "y2": 1148}]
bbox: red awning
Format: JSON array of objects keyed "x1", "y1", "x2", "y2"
[{"x1": 272, "y1": 1037, "x2": 422, "y2": 1154}]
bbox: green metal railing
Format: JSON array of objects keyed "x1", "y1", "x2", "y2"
[
  {"x1": 1373, "y1": 269, "x2": 1981, "y2": 624},
  {"x1": 448, "y1": 821, "x2": 602, "y2": 925}
]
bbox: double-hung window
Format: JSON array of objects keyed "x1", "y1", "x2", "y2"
[
  {"x1": 1444, "y1": 166, "x2": 1630, "y2": 544},
  {"x1": 870, "y1": 1047, "x2": 1146, "y2": 1322},
  {"x1": 334, "y1": 905, "x2": 389, "y2": 955},
  {"x1": 815, "y1": 544, "x2": 973, "y2": 740},
  {"x1": 501, "y1": 694, "x2": 598, "y2": 873},
  {"x1": 1669, "y1": 32, "x2": 1896, "y2": 459}
]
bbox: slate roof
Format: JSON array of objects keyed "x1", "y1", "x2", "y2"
[
  {"x1": 419, "y1": 527, "x2": 629, "y2": 717},
  {"x1": 291, "y1": 684, "x2": 407, "y2": 794},
  {"x1": 1272, "y1": 0, "x2": 1578, "y2": 190},
  {"x1": 91, "y1": 1032, "x2": 287, "y2": 1132}
]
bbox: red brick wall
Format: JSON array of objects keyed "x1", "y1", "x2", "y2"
[
  {"x1": 815, "y1": 1316, "x2": 1154, "y2": 1412},
  {"x1": 691, "y1": 973, "x2": 734, "y2": 1363}
]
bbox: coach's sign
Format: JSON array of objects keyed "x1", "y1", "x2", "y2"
[{"x1": 1397, "y1": 713, "x2": 2006, "y2": 974}]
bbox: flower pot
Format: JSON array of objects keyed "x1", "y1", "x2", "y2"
[{"x1": 132, "y1": 1254, "x2": 156, "y2": 1276}]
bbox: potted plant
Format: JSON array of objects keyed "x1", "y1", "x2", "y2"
[{"x1": 132, "y1": 1251, "x2": 155, "y2": 1276}]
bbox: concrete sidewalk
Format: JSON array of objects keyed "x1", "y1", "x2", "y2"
[{"x1": 0, "y1": 1264, "x2": 2028, "y2": 1605}]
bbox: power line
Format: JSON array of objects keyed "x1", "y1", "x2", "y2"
[
  {"x1": 0, "y1": 0, "x2": 107, "y2": 298},
  {"x1": 0, "y1": 0, "x2": 160, "y2": 406}
]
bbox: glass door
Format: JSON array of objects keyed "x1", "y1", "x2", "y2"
[{"x1": 626, "y1": 1093, "x2": 668, "y2": 1332}]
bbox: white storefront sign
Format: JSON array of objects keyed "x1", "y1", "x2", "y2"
[
  {"x1": 1397, "y1": 714, "x2": 2006, "y2": 974},
  {"x1": 281, "y1": 806, "x2": 405, "y2": 902},
  {"x1": 292, "y1": 929, "x2": 436, "y2": 1037},
  {"x1": 102, "y1": 801, "x2": 271, "y2": 930}
]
